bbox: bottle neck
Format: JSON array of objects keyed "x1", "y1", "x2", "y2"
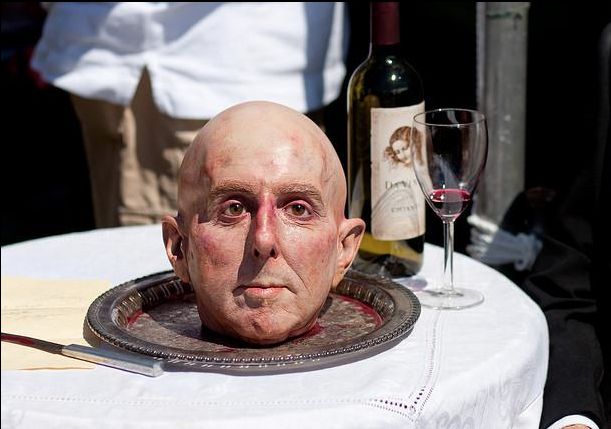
[{"x1": 370, "y1": 2, "x2": 400, "y2": 55}]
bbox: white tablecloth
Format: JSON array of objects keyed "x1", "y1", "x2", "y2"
[{"x1": 1, "y1": 224, "x2": 548, "y2": 428}]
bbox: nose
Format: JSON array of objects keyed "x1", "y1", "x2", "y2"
[{"x1": 252, "y1": 205, "x2": 278, "y2": 259}]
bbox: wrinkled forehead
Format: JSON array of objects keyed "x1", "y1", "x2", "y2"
[{"x1": 207, "y1": 121, "x2": 328, "y2": 175}]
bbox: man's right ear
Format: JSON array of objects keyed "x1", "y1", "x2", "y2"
[{"x1": 162, "y1": 215, "x2": 191, "y2": 284}]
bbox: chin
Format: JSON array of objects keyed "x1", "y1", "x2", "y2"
[
  {"x1": 232, "y1": 314, "x2": 318, "y2": 346},
  {"x1": 197, "y1": 299, "x2": 321, "y2": 345}
]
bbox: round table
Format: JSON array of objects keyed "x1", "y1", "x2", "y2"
[{"x1": 1, "y1": 224, "x2": 548, "y2": 428}]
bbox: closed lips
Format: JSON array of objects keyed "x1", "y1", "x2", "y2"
[{"x1": 238, "y1": 284, "x2": 286, "y2": 298}]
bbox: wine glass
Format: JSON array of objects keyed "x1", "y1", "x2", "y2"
[{"x1": 410, "y1": 108, "x2": 488, "y2": 309}]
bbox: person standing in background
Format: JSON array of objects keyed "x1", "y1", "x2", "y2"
[{"x1": 31, "y1": 2, "x2": 348, "y2": 227}]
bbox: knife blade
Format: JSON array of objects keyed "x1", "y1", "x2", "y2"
[{"x1": 1, "y1": 332, "x2": 164, "y2": 377}]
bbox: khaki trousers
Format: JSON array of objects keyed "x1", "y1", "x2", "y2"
[{"x1": 71, "y1": 70, "x2": 206, "y2": 227}]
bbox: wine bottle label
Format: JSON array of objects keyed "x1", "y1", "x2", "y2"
[{"x1": 370, "y1": 102, "x2": 426, "y2": 240}]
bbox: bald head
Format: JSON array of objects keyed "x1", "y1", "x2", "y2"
[
  {"x1": 177, "y1": 101, "x2": 347, "y2": 222},
  {"x1": 162, "y1": 101, "x2": 364, "y2": 345}
]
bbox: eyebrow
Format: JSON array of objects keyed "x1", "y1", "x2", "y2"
[
  {"x1": 274, "y1": 183, "x2": 325, "y2": 208},
  {"x1": 208, "y1": 180, "x2": 325, "y2": 207},
  {"x1": 208, "y1": 181, "x2": 256, "y2": 202}
]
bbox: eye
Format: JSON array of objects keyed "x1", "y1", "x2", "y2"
[
  {"x1": 287, "y1": 203, "x2": 310, "y2": 217},
  {"x1": 224, "y1": 202, "x2": 245, "y2": 216}
]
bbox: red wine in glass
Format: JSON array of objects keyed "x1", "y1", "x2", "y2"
[{"x1": 429, "y1": 189, "x2": 471, "y2": 221}]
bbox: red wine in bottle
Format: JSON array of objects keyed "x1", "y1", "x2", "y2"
[{"x1": 347, "y1": 2, "x2": 425, "y2": 277}]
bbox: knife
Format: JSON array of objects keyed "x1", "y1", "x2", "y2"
[{"x1": 1, "y1": 332, "x2": 164, "y2": 377}]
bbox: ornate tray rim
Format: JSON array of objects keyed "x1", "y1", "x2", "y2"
[{"x1": 85, "y1": 270, "x2": 420, "y2": 374}]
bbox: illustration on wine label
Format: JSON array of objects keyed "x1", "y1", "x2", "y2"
[{"x1": 383, "y1": 125, "x2": 423, "y2": 168}]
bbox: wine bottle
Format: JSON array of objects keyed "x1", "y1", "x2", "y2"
[{"x1": 347, "y1": 1, "x2": 425, "y2": 278}]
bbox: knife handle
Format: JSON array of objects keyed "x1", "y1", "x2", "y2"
[{"x1": 63, "y1": 344, "x2": 164, "y2": 377}]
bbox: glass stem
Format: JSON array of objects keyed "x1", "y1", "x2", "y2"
[{"x1": 442, "y1": 220, "x2": 454, "y2": 294}]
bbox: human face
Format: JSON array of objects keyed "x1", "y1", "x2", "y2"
[
  {"x1": 179, "y1": 130, "x2": 341, "y2": 344},
  {"x1": 392, "y1": 139, "x2": 410, "y2": 164}
]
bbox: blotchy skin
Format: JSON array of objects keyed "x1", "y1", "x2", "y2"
[{"x1": 162, "y1": 101, "x2": 364, "y2": 345}]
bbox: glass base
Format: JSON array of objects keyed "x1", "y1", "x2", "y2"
[{"x1": 414, "y1": 287, "x2": 484, "y2": 310}]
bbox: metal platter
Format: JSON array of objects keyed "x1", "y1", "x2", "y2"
[{"x1": 85, "y1": 270, "x2": 420, "y2": 374}]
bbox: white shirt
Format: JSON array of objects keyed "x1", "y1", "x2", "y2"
[{"x1": 32, "y1": 2, "x2": 348, "y2": 118}]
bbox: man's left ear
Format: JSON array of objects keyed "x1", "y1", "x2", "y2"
[{"x1": 333, "y1": 217, "x2": 366, "y2": 288}]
